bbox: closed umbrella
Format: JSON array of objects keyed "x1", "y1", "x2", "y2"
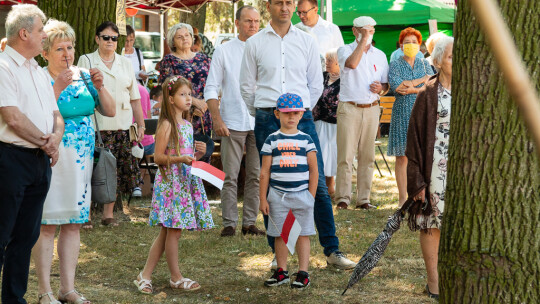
[{"x1": 342, "y1": 200, "x2": 414, "y2": 295}]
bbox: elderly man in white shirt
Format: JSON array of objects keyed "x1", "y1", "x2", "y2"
[
  {"x1": 335, "y1": 16, "x2": 389, "y2": 210},
  {"x1": 240, "y1": 0, "x2": 356, "y2": 270},
  {"x1": 295, "y1": 0, "x2": 344, "y2": 56},
  {"x1": 0, "y1": 5, "x2": 65, "y2": 303},
  {"x1": 205, "y1": 6, "x2": 265, "y2": 238}
]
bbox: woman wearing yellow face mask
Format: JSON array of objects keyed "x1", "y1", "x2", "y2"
[{"x1": 388, "y1": 27, "x2": 434, "y2": 207}]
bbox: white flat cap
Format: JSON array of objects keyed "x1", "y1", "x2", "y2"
[{"x1": 353, "y1": 16, "x2": 376, "y2": 27}]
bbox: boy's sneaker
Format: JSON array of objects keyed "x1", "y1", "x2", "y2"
[
  {"x1": 291, "y1": 271, "x2": 310, "y2": 289},
  {"x1": 264, "y1": 268, "x2": 289, "y2": 287}
]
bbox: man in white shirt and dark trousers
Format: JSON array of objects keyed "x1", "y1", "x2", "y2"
[
  {"x1": 240, "y1": 0, "x2": 356, "y2": 269},
  {"x1": 295, "y1": 0, "x2": 344, "y2": 56},
  {"x1": 205, "y1": 5, "x2": 265, "y2": 237},
  {"x1": 335, "y1": 16, "x2": 389, "y2": 210},
  {"x1": 0, "y1": 5, "x2": 64, "y2": 303}
]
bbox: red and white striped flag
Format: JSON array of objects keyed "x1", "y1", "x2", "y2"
[
  {"x1": 281, "y1": 209, "x2": 302, "y2": 254},
  {"x1": 190, "y1": 161, "x2": 225, "y2": 190}
]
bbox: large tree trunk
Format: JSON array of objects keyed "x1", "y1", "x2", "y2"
[
  {"x1": 439, "y1": 0, "x2": 539, "y2": 303},
  {"x1": 38, "y1": 0, "x2": 124, "y2": 64}
]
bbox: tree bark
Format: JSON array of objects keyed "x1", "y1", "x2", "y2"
[
  {"x1": 38, "y1": 0, "x2": 124, "y2": 64},
  {"x1": 439, "y1": 0, "x2": 539, "y2": 303}
]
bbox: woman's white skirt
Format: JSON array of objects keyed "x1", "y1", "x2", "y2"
[{"x1": 314, "y1": 120, "x2": 337, "y2": 177}]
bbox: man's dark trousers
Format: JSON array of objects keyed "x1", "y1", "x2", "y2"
[{"x1": 0, "y1": 142, "x2": 51, "y2": 304}]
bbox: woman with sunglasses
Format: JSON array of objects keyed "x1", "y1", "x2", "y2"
[{"x1": 78, "y1": 21, "x2": 145, "y2": 227}]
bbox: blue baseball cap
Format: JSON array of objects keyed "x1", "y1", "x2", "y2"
[{"x1": 276, "y1": 93, "x2": 306, "y2": 112}]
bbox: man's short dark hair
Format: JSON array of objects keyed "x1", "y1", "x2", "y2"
[
  {"x1": 95, "y1": 21, "x2": 119, "y2": 36},
  {"x1": 235, "y1": 5, "x2": 258, "y2": 20},
  {"x1": 126, "y1": 24, "x2": 135, "y2": 36},
  {"x1": 298, "y1": 0, "x2": 318, "y2": 6}
]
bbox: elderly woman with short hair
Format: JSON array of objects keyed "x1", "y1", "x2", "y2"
[
  {"x1": 405, "y1": 36, "x2": 454, "y2": 300},
  {"x1": 312, "y1": 48, "x2": 340, "y2": 194},
  {"x1": 158, "y1": 23, "x2": 213, "y2": 160},
  {"x1": 32, "y1": 19, "x2": 115, "y2": 304},
  {"x1": 78, "y1": 21, "x2": 145, "y2": 226},
  {"x1": 388, "y1": 27, "x2": 435, "y2": 207}
]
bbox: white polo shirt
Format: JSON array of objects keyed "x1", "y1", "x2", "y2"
[
  {"x1": 338, "y1": 41, "x2": 389, "y2": 104},
  {"x1": 240, "y1": 23, "x2": 323, "y2": 114},
  {"x1": 0, "y1": 46, "x2": 58, "y2": 148},
  {"x1": 301, "y1": 16, "x2": 344, "y2": 56},
  {"x1": 204, "y1": 37, "x2": 254, "y2": 131}
]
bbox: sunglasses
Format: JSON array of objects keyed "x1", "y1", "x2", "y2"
[{"x1": 99, "y1": 35, "x2": 119, "y2": 42}]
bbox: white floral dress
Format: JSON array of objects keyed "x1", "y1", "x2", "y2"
[{"x1": 418, "y1": 84, "x2": 451, "y2": 229}]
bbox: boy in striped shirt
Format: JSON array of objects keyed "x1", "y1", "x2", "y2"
[{"x1": 259, "y1": 93, "x2": 318, "y2": 289}]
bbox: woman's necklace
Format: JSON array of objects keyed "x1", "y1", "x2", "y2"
[
  {"x1": 48, "y1": 69, "x2": 59, "y2": 80},
  {"x1": 173, "y1": 51, "x2": 194, "y2": 60},
  {"x1": 99, "y1": 52, "x2": 115, "y2": 63}
]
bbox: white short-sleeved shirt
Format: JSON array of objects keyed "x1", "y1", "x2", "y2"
[
  {"x1": 204, "y1": 38, "x2": 254, "y2": 131},
  {"x1": 338, "y1": 42, "x2": 389, "y2": 104},
  {"x1": 0, "y1": 46, "x2": 59, "y2": 148},
  {"x1": 301, "y1": 16, "x2": 344, "y2": 56},
  {"x1": 78, "y1": 50, "x2": 141, "y2": 131}
]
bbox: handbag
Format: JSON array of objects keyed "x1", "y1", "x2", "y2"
[
  {"x1": 129, "y1": 123, "x2": 139, "y2": 142},
  {"x1": 92, "y1": 122, "x2": 118, "y2": 204},
  {"x1": 79, "y1": 69, "x2": 118, "y2": 204}
]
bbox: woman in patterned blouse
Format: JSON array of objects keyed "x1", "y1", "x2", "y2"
[
  {"x1": 159, "y1": 23, "x2": 213, "y2": 161},
  {"x1": 388, "y1": 27, "x2": 434, "y2": 207},
  {"x1": 405, "y1": 36, "x2": 453, "y2": 300},
  {"x1": 312, "y1": 49, "x2": 340, "y2": 195}
]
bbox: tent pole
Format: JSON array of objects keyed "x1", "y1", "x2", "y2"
[
  {"x1": 326, "y1": 0, "x2": 333, "y2": 23},
  {"x1": 233, "y1": 1, "x2": 238, "y2": 36}
]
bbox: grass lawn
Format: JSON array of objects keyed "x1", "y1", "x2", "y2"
[{"x1": 20, "y1": 138, "x2": 437, "y2": 303}]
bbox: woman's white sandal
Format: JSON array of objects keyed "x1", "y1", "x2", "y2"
[
  {"x1": 38, "y1": 292, "x2": 61, "y2": 304},
  {"x1": 133, "y1": 272, "x2": 153, "y2": 294},
  {"x1": 57, "y1": 289, "x2": 90, "y2": 304},
  {"x1": 169, "y1": 278, "x2": 201, "y2": 291}
]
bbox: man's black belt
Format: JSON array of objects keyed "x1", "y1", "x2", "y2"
[
  {"x1": 0, "y1": 141, "x2": 45, "y2": 156},
  {"x1": 257, "y1": 107, "x2": 277, "y2": 113}
]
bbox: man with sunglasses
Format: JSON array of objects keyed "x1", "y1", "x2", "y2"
[
  {"x1": 240, "y1": 0, "x2": 356, "y2": 270},
  {"x1": 295, "y1": 0, "x2": 343, "y2": 56}
]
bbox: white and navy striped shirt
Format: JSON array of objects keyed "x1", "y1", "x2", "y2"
[{"x1": 261, "y1": 131, "x2": 317, "y2": 192}]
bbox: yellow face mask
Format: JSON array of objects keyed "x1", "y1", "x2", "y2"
[{"x1": 403, "y1": 43, "x2": 420, "y2": 58}]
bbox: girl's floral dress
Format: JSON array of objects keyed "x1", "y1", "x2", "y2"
[
  {"x1": 41, "y1": 68, "x2": 98, "y2": 224},
  {"x1": 149, "y1": 120, "x2": 214, "y2": 230},
  {"x1": 417, "y1": 84, "x2": 451, "y2": 229}
]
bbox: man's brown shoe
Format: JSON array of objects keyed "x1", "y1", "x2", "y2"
[
  {"x1": 356, "y1": 203, "x2": 376, "y2": 210},
  {"x1": 336, "y1": 202, "x2": 348, "y2": 210},
  {"x1": 220, "y1": 226, "x2": 236, "y2": 237},
  {"x1": 241, "y1": 225, "x2": 266, "y2": 236}
]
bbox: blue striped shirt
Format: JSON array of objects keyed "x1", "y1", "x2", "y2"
[{"x1": 261, "y1": 131, "x2": 317, "y2": 192}]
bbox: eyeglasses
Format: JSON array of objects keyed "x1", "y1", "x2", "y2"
[
  {"x1": 296, "y1": 7, "x2": 316, "y2": 17},
  {"x1": 99, "y1": 35, "x2": 119, "y2": 42}
]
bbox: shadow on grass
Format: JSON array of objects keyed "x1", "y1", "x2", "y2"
[{"x1": 17, "y1": 138, "x2": 436, "y2": 303}]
